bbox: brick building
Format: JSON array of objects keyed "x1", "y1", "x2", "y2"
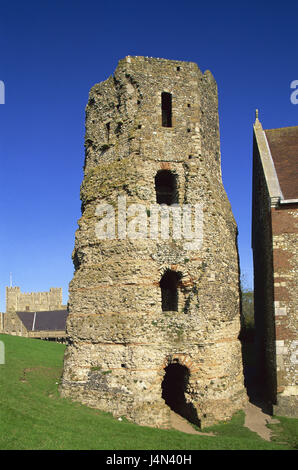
[{"x1": 252, "y1": 114, "x2": 298, "y2": 417}]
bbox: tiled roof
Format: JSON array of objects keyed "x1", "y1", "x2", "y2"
[
  {"x1": 265, "y1": 126, "x2": 298, "y2": 200},
  {"x1": 16, "y1": 310, "x2": 68, "y2": 332}
]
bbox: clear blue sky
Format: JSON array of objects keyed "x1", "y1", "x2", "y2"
[{"x1": 0, "y1": 0, "x2": 297, "y2": 311}]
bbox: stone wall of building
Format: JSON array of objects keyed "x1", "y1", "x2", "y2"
[
  {"x1": 3, "y1": 287, "x2": 66, "y2": 337},
  {"x1": 1, "y1": 311, "x2": 28, "y2": 336},
  {"x1": 252, "y1": 119, "x2": 298, "y2": 417},
  {"x1": 252, "y1": 134, "x2": 277, "y2": 403},
  {"x1": 0, "y1": 313, "x2": 4, "y2": 332},
  {"x1": 272, "y1": 204, "x2": 298, "y2": 417},
  {"x1": 60, "y1": 56, "x2": 247, "y2": 428}
]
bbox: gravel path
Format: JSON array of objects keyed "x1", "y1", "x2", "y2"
[
  {"x1": 169, "y1": 410, "x2": 214, "y2": 436},
  {"x1": 244, "y1": 402, "x2": 279, "y2": 441},
  {"x1": 169, "y1": 403, "x2": 279, "y2": 441}
]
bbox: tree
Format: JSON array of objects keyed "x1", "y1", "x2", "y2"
[{"x1": 240, "y1": 275, "x2": 254, "y2": 339}]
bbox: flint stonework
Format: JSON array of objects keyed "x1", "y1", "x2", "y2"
[{"x1": 60, "y1": 56, "x2": 247, "y2": 428}]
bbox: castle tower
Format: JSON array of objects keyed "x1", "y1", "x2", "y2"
[
  {"x1": 60, "y1": 56, "x2": 247, "y2": 427},
  {"x1": 6, "y1": 286, "x2": 63, "y2": 312}
]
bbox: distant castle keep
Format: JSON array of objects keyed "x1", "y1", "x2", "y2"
[
  {"x1": 6, "y1": 286, "x2": 64, "y2": 312},
  {"x1": 60, "y1": 56, "x2": 247, "y2": 428},
  {"x1": 1, "y1": 287, "x2": 67, "y2": 340}
]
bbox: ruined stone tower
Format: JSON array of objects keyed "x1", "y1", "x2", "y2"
[{"x1": 60, "y1": 56, "x2": 247, "y2": 427}]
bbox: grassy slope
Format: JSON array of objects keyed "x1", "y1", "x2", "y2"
[{"x1": 0, "y1": 333, "x2": 296, "y2": 450}]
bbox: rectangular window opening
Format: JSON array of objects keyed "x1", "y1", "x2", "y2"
[
  {"x1": 106, "y1": 122, "x2": 110, "y2": 142},
  {"x1": 161, "y1": 92, "x2": 172, "y2": 127}
]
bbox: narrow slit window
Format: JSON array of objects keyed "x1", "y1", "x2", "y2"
[
  {"x1": 161, "y1": 92, "x2": 172, "y2": 127},
  {"x1": 106, "y1": 122, "x2": 110, "y2": 141},
  {"x1": 155, "y1": 170, "x2": 177, "y2": 205},
  {"x1": 160, "y1": 270, "x2": 182, "y2": 312}
]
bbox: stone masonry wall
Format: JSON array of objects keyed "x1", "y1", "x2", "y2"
[
  {"x1": 252, "y1": 126, "x2": 298, "y2": 417},
  {"x1": 60, "y1": 56, "x2": 247, "y2": 428},
  {"x1": 272, "y1": 204, "x2": 298, "y2": 417},
  {"x1": 4, "y1": 286, "x2": 65, "y2": 337},
  {"x1": 6, "y1": 287, "x2": 64, "y2": 313},
  {"x1": 252, "y1": 134, "x2": 277, "y2": 402},
  {"x1": 1, "y1": 311, "x2": 28, "y2": 336}
]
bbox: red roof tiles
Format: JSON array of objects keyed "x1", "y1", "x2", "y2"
[{"x1": 265, "y1": 126, "x2": 298, "y2": 200}]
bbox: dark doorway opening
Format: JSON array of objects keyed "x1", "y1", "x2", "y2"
[
  {"x1": 155, "y1": 170, "x2": 178, "y2": 205},
  {"x1": 162, "y1": 363, "x2": 200, "y2": 426},
  {"x1": 160, "y1": 270, "x2": 181, "y2": 312},
  {"x1": 161, "y1": 92, "x2": 172, "y2": 127}
]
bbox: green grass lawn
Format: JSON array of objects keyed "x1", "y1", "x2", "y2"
[{"x1": 0, "y1": 333, "x2": 297, "y2": 450}]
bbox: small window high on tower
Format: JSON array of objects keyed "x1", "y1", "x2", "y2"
[
  {"x1": 161, "y1": 92, "x2": 172, "y2": 127},
  {"x1": 155, "y1": 170, "x2": 178, "y2": 205}
]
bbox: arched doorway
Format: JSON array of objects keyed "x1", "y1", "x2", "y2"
[{"x1": 161, "y1": 362, "x2": 200, "y2": 426}]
